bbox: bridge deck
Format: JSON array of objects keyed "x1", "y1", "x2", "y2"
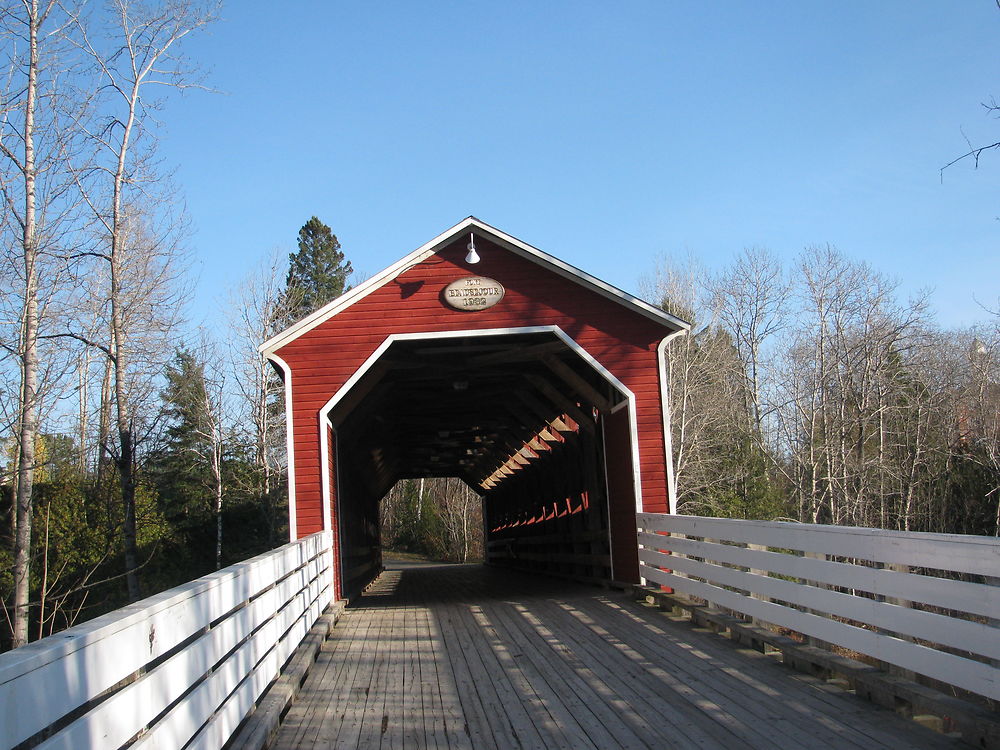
[{"x1": 272, "y1": 559, "x2": 960, "y2": 750}]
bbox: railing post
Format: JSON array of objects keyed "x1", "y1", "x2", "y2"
[
  {"x1": 881, "y1": 562, "x2": 916, "y2": 682},
  {"x1": 802, "y1": 550, "x2": 833, "y2": 651},
  {"x1": 747, "y1": 542, "x2": 768, "y2": 625},
  {"x1": 702, "y1": 536, "x2": 725, "y2": 621},
  {"x1": 988, "y1": 576, "x2": 1000, "y2": 673}
]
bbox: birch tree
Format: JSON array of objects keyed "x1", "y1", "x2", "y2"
[
  {"x1": 0, "y1": 0, "x2": 87, "y2": 647},
  {"x1": 226, "y1": 250, "x2": 297, "y2": 545},
  {"x1": 965, "y1": 321, "x2": 1000, "y2": 534},
  {"x1": 641, "y1": 258, "x2": 768, "y2": 516},
  {"x1": 709, "y1": 247, "x2": 789, "y2": 435},
  {"x1": 771, "y1": 246, "x2": 931, "y2": 527},
  {"x1": 73, "y1": 0, "x2": 216, "y2": 600}
]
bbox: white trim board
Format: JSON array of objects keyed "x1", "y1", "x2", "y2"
[
  {"x1": 657, "y1": 330, "x2": 687, "y2": 514},
  {"x1": 265, "y1": 353, "x2": 297, "y2": 542},
  {"x1": 316, "y1": 326, "x2": 644, "y2": 540},
  {"x1": 259, "y1": 217, "x2": 689, "y2": 356}
]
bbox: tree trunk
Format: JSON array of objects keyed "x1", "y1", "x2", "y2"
[
  {"x1": 111, "y1": 245, "x2": 142, "y2": 601},
  {"x1": 12, "y1": 0, "x2": 42, "y2": 648},
  {"x1": 96, "y1": 353, "x2": 113, "y2": 487},
  {"x1": 78, "y1": 349, "x2": 89, "y2": 471},
  {"x1": 213, "y1": 439, "x2": 223, "y2": 570},
  {"x1": 38, "y1": 502, "x2": 51, "y2": 641}
]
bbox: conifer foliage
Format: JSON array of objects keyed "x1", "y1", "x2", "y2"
[
  {"x1": 154, "y1": 350, "x2": 218, "y2": 535},
  {"x1": 285, "y1": 217, "x2": 353, "y2": 319}
]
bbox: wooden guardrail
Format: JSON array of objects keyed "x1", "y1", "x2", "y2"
[
  {"x1": 487, "y1": 529, "x2": 611, "y2": 582},
  {"x1": 637, "y1": 513, "x2": 1000, "y2": 702},
  {"x1": 0, "y1": 530, "x2": 334, "y2": 750}
]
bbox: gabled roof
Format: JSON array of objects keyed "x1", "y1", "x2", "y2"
[{"x1": 259, "y1": 216, "x2": 690, "y2": 355}]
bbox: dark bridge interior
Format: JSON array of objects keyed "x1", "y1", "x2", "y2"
[{"x1": 329, "y1": 332, "x2": 633, "y2": 595}]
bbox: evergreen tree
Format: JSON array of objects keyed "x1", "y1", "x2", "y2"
[
  {"x1": 285, "y1": 216, "x2": 353, "y2": 319},
  {"x1": 152, "y1": 348, "x2": 276, "y2": 576},
  {"x1": 153, "y1": 350, "x2": 216, "y2": 536}
]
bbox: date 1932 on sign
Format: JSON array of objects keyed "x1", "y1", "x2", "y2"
[{"x1": 443, "y1": 276, "x2": 505, "y2": 311}]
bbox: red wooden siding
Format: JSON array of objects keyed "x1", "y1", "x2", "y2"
[
  {"x1": 276, "y1": 233, "x2": 672, "y2": 541},
  {"x1": 327, "y1": 424, "x2": 340, "y2": 596},
  {"x1": 604, "y1": 407, "x2": 642, "y2": 581}
]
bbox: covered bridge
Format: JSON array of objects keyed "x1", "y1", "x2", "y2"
[{"x1": 259, "y1": 217, "x2": 689, "y2": 600}]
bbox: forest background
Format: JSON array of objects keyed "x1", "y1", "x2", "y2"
[{"x1": 1, "y1": 1, "x2": 998, "y2": 652}]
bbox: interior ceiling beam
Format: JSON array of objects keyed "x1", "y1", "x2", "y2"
[
  {"x1": 413, "y1": 342, "x2": 511, "y2": 357},
  {"x1": 468, "y1": 428, "x2": 530, "y2": 480},
  {"x1": 513, "y1": 385, "x2": 590, "y2": 437},
  {"x1": 511, "y1": 387, "x2": 560, "y2": 426},
  {"x1": 467, "y1": 340, "x2": 566, "y2": 367},
  {"x1": 540, "y1": 354, "x2": 612, "y2": 412},
  {"x1": 332, "y1": 332, "x2": 619, "y2": 492},
  {"x1": 501, "y1": 401, "x2": 541, "y2": 434},
  {"x1": 477, "y1": 412, "x2": 585, "y2": 489},
  {"x1": 329, "y1": 379, "x2": 395, "y2": 427},
  {"x1": 524, "y1": 373, "x2": 595, "y2": 433}
]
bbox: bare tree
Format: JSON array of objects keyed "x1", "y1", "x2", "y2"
[
  {"x1": 72, "y1": 0, "x2": 216, "y2": 600},
  {"x1": 941, "y1": 94, "x2": 1000, "y2": 176},
  {"x1": 771, "y1": 246, "x2": 933, "y2": 527},
  {"x1": 203, "y1": 349, "x2": 227, "y2": 570},
  {"x1": 0, "y1": 0, "x2": 88, "y2": 647},
  {"x1": 77, "y1": 210, "x2": 187, "y2": 598},
  {"x1": 965, "y1": 320, "x2": 1000, "y2": 534},
  {"x1": 709, "y1": 247, "x2": 789, "y2": 435},
  {"x1": 641, "y1": 258, "x2": 751, "y2": 515},
  {"x1": 226, "y1": 250, "x2": 299, "y2": 545},
  {"x1": 432, "y1": 478, "x2": 481, "y2": 563}
]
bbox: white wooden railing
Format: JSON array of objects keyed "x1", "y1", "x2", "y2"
[
  {"x1": 637, "y1": 514, "x2": 1000, "y2": 701},
  {"x1": 0, "y1": 530, "x2": 334, "y2": 750}
]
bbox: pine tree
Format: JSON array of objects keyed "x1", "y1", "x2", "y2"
[
  {"x1": 285, "y1": 216, "x2": 353, "y2": 320},
  {"x1": 153, "y1": 350, "x2": 216, "y2": 535}
]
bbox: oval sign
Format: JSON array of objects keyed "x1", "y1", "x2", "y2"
[{"x1": 443, "y1": 276, "x2": 505, "y2": 311}]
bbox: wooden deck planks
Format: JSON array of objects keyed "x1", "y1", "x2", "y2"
[
  {"x1": 572, "y1": 595, "x2": 939, "y2": 750},
  {"x1": 557, "y1": 596, "x2": 862, "y2": 749},
  {"x1": 271, "y1": 560, "x2": 963, "y2": 750},
  {"x1": 570, "y1": 596, "x2": 848, "y2": 745}
]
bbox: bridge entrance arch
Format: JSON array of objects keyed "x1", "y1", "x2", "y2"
[{"x1": 261, "y1": 218, "x2": 688, "y2": 599}]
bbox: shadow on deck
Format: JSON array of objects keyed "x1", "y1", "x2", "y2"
[{"x1": 272, "y1": 559, "x2": 962, "y2": 749}]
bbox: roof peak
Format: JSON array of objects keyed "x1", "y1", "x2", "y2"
[{"x1": 259, "y1": 217, "x2": 689, "y2": 355}]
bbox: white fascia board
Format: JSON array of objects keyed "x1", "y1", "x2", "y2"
[
  {"x1": 315, "y1": 325, "x2": 642, "y2": 524},
  {"x1": 264, "y1": 353, "x2": 297, "y2": 541},
  {"x1": 470, "y1": 217, "x2": 690, "y2": 333},
  {"x1": 657, "y1": 330, "x2": 687, "y2": 514},
  {"x1": 259, "y1": 216, "x2": 690, "y2": 356},
  {"x1": 258, "y1": 217, "x2": 480, "y2": 355}
]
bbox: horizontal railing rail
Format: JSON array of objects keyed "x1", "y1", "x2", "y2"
[
  {"x1": 0, "y1": 530, "x2": 334, "y2": 750},
  {"x1": 637, "y1": 513, "x2": 1000, "y2": 701}
]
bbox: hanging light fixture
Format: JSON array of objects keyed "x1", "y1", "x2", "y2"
[{"x1": 465, "y1": 232, "x2": 480, "y2": 264}]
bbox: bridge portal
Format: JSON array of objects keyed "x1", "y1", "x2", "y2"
[{"x1": 260, "y1": 218, "x2": 688, "y2": 599}]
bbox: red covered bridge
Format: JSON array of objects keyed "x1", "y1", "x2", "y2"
[
  {"x1": 3, "y1": 219, "x2": 996, "y2": 750},
  {"x1": 258, "y1": 216, "x2": 688, "y2": 599}
]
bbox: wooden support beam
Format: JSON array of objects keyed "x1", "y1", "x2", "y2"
[
  {"x1": 541, "y1": 354, "x2": 612, "y2": 412},
  {"x1": 512, "y1": 387, "x2": 559, "y2": 426},
  {"x1": 538, "y1": 427, "x2": 564, "y2": 443},
  {"x1": 549, "y1": 415, "x2": 575, "y2": 433},
  {"x1": 467, "y1": 340, "x2": 566, "y2": 367},
  {"x1": 524, "y1": 374, "x2": 595, "y2": 434},
  {"x1": 528, "y1": 436, "x2": 551, "y2": 451}
]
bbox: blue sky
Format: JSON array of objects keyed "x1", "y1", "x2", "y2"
[{"x1": 160, "y1": 2, "x2": 999, "y2": 330}]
